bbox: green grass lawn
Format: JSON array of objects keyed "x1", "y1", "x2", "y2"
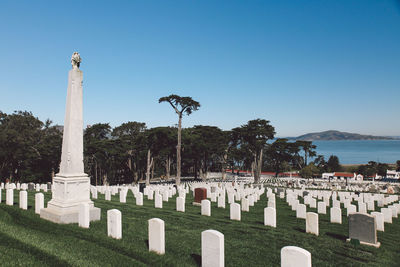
[{"x1": 0, "y1": 189, "x2": 399, "y2": 266}]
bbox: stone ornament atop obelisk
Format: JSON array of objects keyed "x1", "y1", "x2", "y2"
[
  {"x1": 59, "y1": 52, "x2": 85, "y2": 177},
  {"x1": 41, "y1": 52, "x2": 101, "y2": 224}
]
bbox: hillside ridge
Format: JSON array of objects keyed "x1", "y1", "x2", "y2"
[{"x1": 292, "y1": 130, "x2": 395, "y2": 141}]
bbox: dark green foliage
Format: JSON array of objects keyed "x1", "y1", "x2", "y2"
[
  {"x1": 0, "y1": 110, "x2": 326, "y2": 185},
  {"x1": 0, "y1": 111, "x2": 62, "y2": 182},
  {"x1": 264, "y1": 138, "x2": 296, "y2": 176},
  {"x1": 313, "y1": 155, "x2": 327, "y2": 173},
  {"x1": 299, "y1": 163, "x2": 320, "y2": 179},
  {"x1": 356, "y1": 162, "x2": 389, "y2": 177},
  {"x1": 146, "y1": 127, "x2": 177, "y2": 178},
  {"x1": 295, "y1": 140, "x2": 317, "y2": 167},
  {"x1": 158, "y1": 94, "x2": 200, "y2": 116},
  {"x1": 108, "y1": 121, "x2": 148, "y2": 184},
  {"x1": 231, "y1": 119, "x2": 275, "y2": 182},
  {"x1": 327, "y1": 155, "x2": 342, "y2": 172},
  {"x1": 182, "y1": 126, "x2": 229, "y2": 179},
  {"x1": 159, "y1": 94, "x2": 201, "y2": 185}
]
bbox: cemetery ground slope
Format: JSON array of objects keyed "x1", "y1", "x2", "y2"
[{"x1": 0, "y1": 191, "x2": 399, "y2": 266}]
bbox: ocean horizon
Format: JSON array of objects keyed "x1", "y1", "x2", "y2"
[{"x1": 311, "y1": 140, "x2": 400, "y2": 165}]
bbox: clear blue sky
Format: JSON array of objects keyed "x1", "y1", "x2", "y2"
[{"x1": 1, "y1": 0, "x2": 399, "y2": 137}]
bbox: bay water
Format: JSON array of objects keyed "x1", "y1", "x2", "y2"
[{"x1": 312, "y1": 140, "x2": 400, "y2": 165}]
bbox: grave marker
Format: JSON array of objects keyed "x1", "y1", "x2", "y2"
[
  {"x1": 296, "y1": 204, "x2": 306, "y2": 219},
  {"x1": 19, "y1": 190, "x2": 27, "y2": 210},
  {"x1": 202, "y1": 230, "x2": 224, "y2": 267},
  {"x1": 194, "y1": 188, "x2": 207, "y2": 206},
  {"x1": 155, "y1": 193, "x2": 162, "y2": 209},
  {"x1": 306, "y1": 212, "x2": 319, "y2": 236},
  {"x1": 35, "y1": 193, "x2": 44, "y2": 214},
  {"x1": 330, "y1": 207, "x2": 342, "y2": 224},
  {"x1": 177, "y1": 196, "x2": 185, "y2": 212},
  {"x1": 136, "y1": 192, "x2": 143, "y2": 206},
  {"x1": 230, "y1": 203, "x2": 241, "y2": 221},
  {"x1": 148, "y1": 218, "x2": 165, "y2": 255},
  {"x1": 6, "y1": 189, "x2": 13, "y2": 206},
  {"x1": 264, "y1": 207, "x2": 276, "y2": 228},
  {"x1": 107, "y1": 209, "x2": 122, "y2": 239},
  {"x1": 317, "y1": 202, "x2": 326, "y2": 214},
  {"x1": 79, "y1": 203, "x2": 90, "y2": 228},
  {"x1": 371, "y1": 212, "x2": 384, "y2": 232},
  {"x1": 347, "y1": 213, "x2": 380, "y2": 247},
  {"x1": 201, "y1": 199, "x2": 211, "y2": 216},
  {"x1": 281, "y1": 246, "x2": 312, "y2": 267}
]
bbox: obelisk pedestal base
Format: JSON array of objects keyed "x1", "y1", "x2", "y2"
[
  {"x1": 40, "y1": 175, "x2": 101, "y2": 224},
  {"x1": 40, "y1": 205, "x2": 100, "y2": 224}
]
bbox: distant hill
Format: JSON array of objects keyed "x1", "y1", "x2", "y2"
[{"x1": 292, "y1": 130, "x2": 395, "y2": 141}]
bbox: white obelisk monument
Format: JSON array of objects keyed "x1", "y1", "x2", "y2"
[{"x1": 41, "y1": 52, "x2": 101, "y2": 224}]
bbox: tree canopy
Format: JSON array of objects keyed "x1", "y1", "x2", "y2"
[
  {"x1": 159, "y1": 94, "x2": 201, "y2": 185},
  {"x1": 1, "y1": 110, "x2": 374, "y2": 184},
  {"x1": 231, "y1": 119, "x2": 275, "y2": 183}
]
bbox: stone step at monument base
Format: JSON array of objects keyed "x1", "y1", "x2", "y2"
[{"x1": 41, "y1": 206, "x2": 101, "y2": 224}]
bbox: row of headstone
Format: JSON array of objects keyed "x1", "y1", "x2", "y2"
[
  {"x1": 0, "y1": 188, "x2": 45, "y2": 215},
  {"x1": 104, "y1": 205, "x2": 310, "y2": 267},
  {"x1": 263, "y1": 177, "x2": 399, "y2": 194},
  {"x1": 0, "y1": 182, "x2": 52, "y2": 192},
  {"x1": 89, "y1": 181, "x2": 398, "y2": 251},
  {"x1": 282, "y1": 186, "x2": 400, "y2": 246}
]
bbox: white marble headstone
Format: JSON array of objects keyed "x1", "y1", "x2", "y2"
[{"x1": 202, "y1": 230, "x2": 224, "y2": 267}]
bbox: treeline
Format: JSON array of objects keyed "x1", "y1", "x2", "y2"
[
  {"x1": 348, "y1": 161, "x2": 400, "y2": 178},
  {"x1": 1, "y1": 110, "x2": 345, "y2": 184},
  {"x1": 0, "y1": 111, "x2": 62, "y2": 183}
]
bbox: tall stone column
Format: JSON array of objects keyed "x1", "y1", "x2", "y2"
[{"x1": 41, "y1": 52, "x2": 101, "y2": 224}]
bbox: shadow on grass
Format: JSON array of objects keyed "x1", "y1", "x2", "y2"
[
  {"x1": 334, "y1": 251, "x2": 372, "y2": 263},
  {"x1": 325, "y1": 232, "x2": 347, "y2": 241},
  {"x1": 0, "y1": 231, "x2": 70, "y2": 266},
  {"x1": 215, "y1": 220, "x2": 231, "y2": 224},
  {"x1": 1, "y1": 207, "x2": 150, "y2": 264},
  {"x1": 190, "y1": 253, "x2": 201, "y2": 267},
  {"x1": 293, "y1": 227, "x2": 305, "y2": 233}
]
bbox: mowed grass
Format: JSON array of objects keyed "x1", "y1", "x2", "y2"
[{"x1": 0, "y1": 189, "x2": 399, "y2": 266}]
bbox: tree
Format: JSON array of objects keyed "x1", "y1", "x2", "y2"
[
  {"x1": 112, "y1": 121, "x2": 147, "y2": 184},
  {"x1": 146, "y1": 127, "x2": 176, "y2": 181},
  {"x1": 33, "y1": 120, "x2": 62, "y2": 181},
  {"x1": 295, "y1": 141, "x2": 317, "y2": 167},
  {"x1": 357, "y1": 161, "x2": 389, "y2": 178},
  {"x1": 265, "y1": 139, "x2": 296, "y2": 177},
  {"x1": 84, "y1": 123, "x2": 112, "y2": 185},
  {"x1": 313, "y1": 155, "x2": 327, "y2": 174},
  {"x1": 226, "y1": 141, "x2": 252, "y2": 175},
  {"x1": 0, "y1": 111, "x2": 62, "y2": 182},
  {"x1": 220, "y1": 131, "x2": 232, "y2": 180},
  {"x1": 396, "y1": 160, "x2": 400, "y2": 171},
  {"x1": 300, "y1": 163, "x2": 319, "y2": 179},
  {"x1": 0, "y1": 111, "x2": 43, "y2": 181},
  {"x1": 326, "y1": 155, "x2": 341, "y2": 172},
  {"x1": 376, "y1": 163, "x2": 389, "y2": 177},
  {"x1": 159, "y1": 94, "x2": 200, "y2": 185},
  {"x1": 182, "y1": 126, "x2": 227, "y2": 180},
  {"x1": 231, "y1": 119, "x2": 275, "y2": 183}
]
